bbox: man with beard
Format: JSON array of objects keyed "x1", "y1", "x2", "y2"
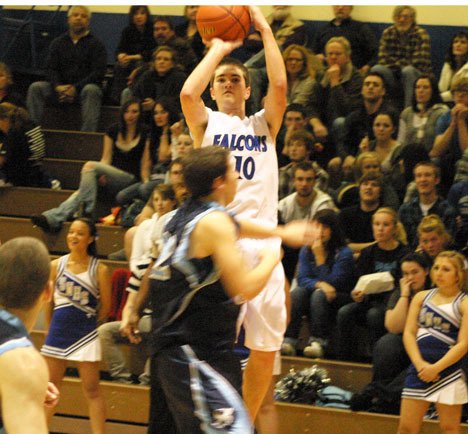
[
  {"x1": 26, "y1": 6, "x2": 106, "y2": 132},
  {"x1": 279, "y1": 161, "x2": 336, "y2": 280}
]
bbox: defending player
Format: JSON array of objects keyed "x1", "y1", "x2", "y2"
[
  {"x1": 0, "y1": 237, "x2": 57, "y2": 434},
  {"x1": 180, "y1": 6, "x2": 287, "y2": 421}
]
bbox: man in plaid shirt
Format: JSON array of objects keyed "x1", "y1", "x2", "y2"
[{"x1": 371, "y1": 6, "x2": 432, "y2": 108}]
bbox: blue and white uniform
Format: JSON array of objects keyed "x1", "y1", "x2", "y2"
[
  {"x1": 0, "y1": 309, "x2": 35, "y2": 432},
  {"x1": 402, "y1": 289, "x2": 468, "y2": 404},
  {"x1": 148, "y1": 199, "x2": 252, "y2": 434},
  {"x1": 41, "y1": 255, "x2": 101, "y2": 361},
  {"x1": 201, "y1": 108, "x2": 286, "y2": 352}
]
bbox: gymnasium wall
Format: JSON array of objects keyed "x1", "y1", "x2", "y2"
[{"x1": 1, "y1": 5, "x2": 467, "y2": 78}]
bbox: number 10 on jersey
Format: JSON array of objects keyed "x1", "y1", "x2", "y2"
[{"x1": 233, "y1": 155, "x2": 256, "y2": 180}]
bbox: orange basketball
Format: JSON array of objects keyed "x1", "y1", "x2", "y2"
[{"x1": 196, "y1": 6, "x2": 251, "y2": 42}]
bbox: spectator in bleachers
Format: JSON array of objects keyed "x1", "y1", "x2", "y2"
[
  {"x1": 26, "y1": 6, "x2": 106, "y2": 132},
  {"x1": 283, "y1": 44, "x2": 322, "y2": 111},
  {"x1": 31, "y1": 98, "x2": 151, "y2": 233},
  {"x1": 279, "y1": 161, "x2": 336, "y2": 280},
  {"x1": 398, "y1": 75, "x2": 448, "y2": 151},
  {"x1": 308, "y1": 37, "x2": 363, "y2": 145},
  {"x1": 278, "y1": 129, "x2": 328, "y2": 200},
  {"x1": 447, "y1": 180, "x2": 468, "y2": 248},
  {"x1": 0, "y1": 62, "x2": 24, "y2": 107},
  {"x1": 281, "y1": 209, "x2": 355, "y2": 359},
  {"x1": 116, "y1": 97, "x2": 181, "y2": 206},
  {"x1": 329, "y1": 72, "x2": 396, "y2": 187},
  {"x1": 0, "y1": 102, "x2": 59, "y2": 189},
  {"x1": 399, "y1": 162, "x2": 458, "y2": 249},
  {"x1": 336, "y1": 207, "x2": 410, "y2": 361},
  {"x1": 99, "y1": 184, "x2": 177, "y2": 384},
  {"x1": 109, "y1": 6, "x2": 155, "y2": 104},
  {"x1": 359, "y1": 111, "x2": 402, "y2": 175},
  {"x1": 390, "y1": 144, "x2": 430, "y2": 203},
  {"x1": 372, "y1": 6, "x2": 432, "y2": 108},
  {"x1": 175, "y1": 6, "x2": 204, "y2": 63},
  {"x1": 351, "y1": 252, "x2": 431, "y2": 414},
  {"x1": 313, "y1": 6, "x2": 378, "y2": 76},
  {"x1": 172, "y1": 131, "x2": 193, "y2": 159},
  {"x1": 431, "y1": 77, "x2": 468, "y2": 191},
  {"x1": 245, "y1": 6, "x2": 307, "y2": 112},
  {"x1": 152, "y1": 15, "x2": 198, "y2": 74},
  {"x1": 439, "y1": 31, "x2": 468, "y2": 103},
  {"x1": 338, "y1": 171, "x2": 382, "y2": 253},
  {"x1": 334, "y1": 151, "x2": 400, "y2": 211},
  {"x1": 132, "y1": 46, "x2": 186, "y2": 120},
  {"x1": 279, "y1": 161, "x2": 336, "y2": 224},
  {"x1": 276, "y1": 103, "x2": 310, "y2": 167},
  {"x1": 416, "y1": 215, "x2": 455, "y2": 264}
]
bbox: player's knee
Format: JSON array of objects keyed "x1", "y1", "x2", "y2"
[{"x1": 82, "y1": 381, "x2": 102, "y2": 399}]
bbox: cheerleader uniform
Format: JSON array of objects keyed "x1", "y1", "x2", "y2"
[
  {"x1": 402, "y1": 289, "x2": 468, "y2": 404},
  {"x1": 41, "y1": 255, "x2": 101, "y2": 361}
]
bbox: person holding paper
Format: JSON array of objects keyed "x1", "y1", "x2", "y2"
[{"x1": 336, "y1": 207, "x2": 411, "y2": 361}]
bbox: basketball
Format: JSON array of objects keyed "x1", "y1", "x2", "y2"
[{"x1": 196, "y1": 6, "x2": 251, "y2": 42}]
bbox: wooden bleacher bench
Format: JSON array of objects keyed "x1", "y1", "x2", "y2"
[
  {"x1": 1, "y1": 185, "x2": 118, "y2": 220},
  {"x1": 43, "y1": 158, "x2": 83, "y2": 190},
  {"x1": 0, "y1": 216, "x2": 124, "y2": 256},
  {"x1": 0, "y1": 187, "x2": 72, "y2": 216},
  {"x1": 44, "y1": 129, "x2": 104, "y2": 161},
  {"x1": 41, "y1": 105, "x2": 120, "y2": 132}
]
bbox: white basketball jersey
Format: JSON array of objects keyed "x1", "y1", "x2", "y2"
[{"x1": 201, "y1": 108, "x2": 278, "y2": 226}]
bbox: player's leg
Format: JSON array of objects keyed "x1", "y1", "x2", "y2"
[
  {"x1": 255, "y1": 366, "x2": 280, "y2": 434},
  {"x1": 243, "y1": 349, "x2": 276, "y2": 421},
  {"x1": 43, "y1": 356, "x2": 67, "y2": 422},
  {"x1": 436, "y1": 403, "x2": 462, "y2": 434},
  {"x1": 397, "y1": 397, "x2": 430, "y2": 434},
  {"x1": 78, "y1": 361, "x2": 106, "y2": 434}
]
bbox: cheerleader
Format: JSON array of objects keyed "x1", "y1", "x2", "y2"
[
  {"x1": 41, "y1": 218, "x2": 111, "y2": 434},
  {"x1": 398, "y1": 251, "x2": 468, "y2": 434}
]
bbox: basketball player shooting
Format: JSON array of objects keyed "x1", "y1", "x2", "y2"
[{"x1": 181, "y1": 5, "x2": 288, "y2": 422}]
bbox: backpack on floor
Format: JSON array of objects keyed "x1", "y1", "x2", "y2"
[{"x1": 316, "y1": 385, "x2": 353, "y2": 409}]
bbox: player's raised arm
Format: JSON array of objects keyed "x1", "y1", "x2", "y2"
[
  {"x1": 250, "y1": 6, "x2": 287, "y2": 138},
  {"x1": 180, "y1": 38, "x2": 242, "y2": 146}
]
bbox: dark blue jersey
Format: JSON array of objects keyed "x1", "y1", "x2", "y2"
[{"x1": 149, "y1": 199, "x2": 241, "y2": 356}]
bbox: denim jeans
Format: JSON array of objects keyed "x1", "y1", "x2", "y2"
[
  {"x1": 370, "y1": 64, "x2": 421, "y2": 108},
  {"x1": 98, "y1": 321, "x2": 150, "y2": 381},
  {"x1": 372, "y1": 332, "x2": 409, "y2": 383},
  {"x1": 285, "y1": 286, "x2": 350, "y2": 341},
  {"x1": 43, "y1": 161, "x2": 136, "y2": 231},
  {"x1": 116, "y1": 179, "x2": 160, "y2": 206},
  {"x1": 26, "y1": 81, "x2": 102, "y2": 132},
  {"x1": 336, "y1": 299, "x2": 387, "y2": 360}
]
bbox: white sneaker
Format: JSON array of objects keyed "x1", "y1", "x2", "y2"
[{"x1": 303, "y1": 341, "x2": 323, "y2": 358}]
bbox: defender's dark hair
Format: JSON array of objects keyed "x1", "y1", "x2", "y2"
[{"x1": 182, "y1": 147, "x2": 229, "y2": 199}]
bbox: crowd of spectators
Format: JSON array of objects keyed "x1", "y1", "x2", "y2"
[{"x1": 1, "y1": 5, "x2": 467, "y2": 408}]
